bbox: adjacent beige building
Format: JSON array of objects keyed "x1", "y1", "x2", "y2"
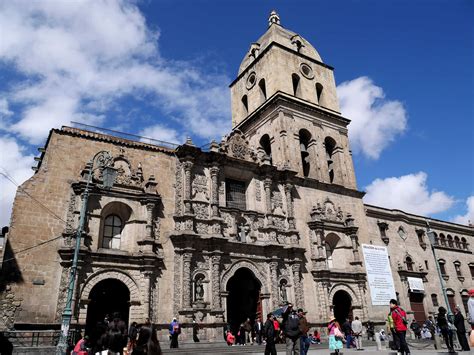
[{"x1": 2, "y1": 11, "x2": 473, "y2": 341}]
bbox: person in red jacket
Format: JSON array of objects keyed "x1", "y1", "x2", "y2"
[{"x1": 389, "y1": 299, "x2": 410, "y2": 355}]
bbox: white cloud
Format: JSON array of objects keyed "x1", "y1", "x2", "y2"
[
  {"x1": 0, "y1": 98, "x2": 13, "y2": 130},
  {"x1": 139, "y1": 124, "x2": 184, "y2": 145},
  {"x1": 452, "y1": 196, "x2": 474, "y2": 225},
  {"x1": 337, "y1": 76, "x2": 407, "y2": 159},
  {"x1": 364, "y1": 172, "x2": 454, "y2": 215},
  {"x1": 0, "y1": 136, "x2": 34, "y2": 226},
  {"x1": 0, "y1": 0, "x2": 230, "y2": 144}
]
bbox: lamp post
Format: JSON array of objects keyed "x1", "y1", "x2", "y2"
[
  {"x1": 426, "y1": 221, "x2": 452, "y2": 319},
  {"x1": 56, "y1": 151, "x2": 117, "y2": 355}
]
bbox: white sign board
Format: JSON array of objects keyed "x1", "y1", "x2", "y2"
[
  {"x1": 362, "y1": 244, "x2": 397, "y2": 306},
  {"x1": 407, "y1": 277, "x2": 424, "y2": 292}
]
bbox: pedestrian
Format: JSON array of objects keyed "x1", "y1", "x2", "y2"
[
  {"x1": 226, "y1": 330, "x2": 235, "y2": 346},
  {"x1": 244, "y1": 317, "x2": 253, "y2": 344},
  {"x1": 238, "y1": 322, "x2": 246, "y2": 345},
  {"x1": 387, "y1": 311, "x2": 399, "y2": 351},
  {"x1": 298, "y1": 308, "x2": 310, "y2": 355},
  {"x1": 366, "y1": 319, "x2": 375, "y2": 341},
  {"x1": 282, "y1": 303, "x2": 301, "y2": 355},
  {"x1": 468, "y1": 289, "x2": 474, "y2": 347},
  {"x1": 192, "y1": 316, "x2": 200, "y2": 343},
  {"x1": 437, "y1": 306, "x2": 454, "y2": 353},
  {"x1": 127, "y1": 322, "x2": 138, "y2": 353},
  {"x1": 328, "y1": 317, "x2": 343, "y2": 354},
  {"x1": 453, "y1": 306, "x2": 470, "y2": 351},
  {"x1": 168, "y1": 317, "x2": 181, "y2": 348},
  {"x1": 133, "y1": 325, "x2": 162, "y2": 355},
  {"x1": 410, "y1": 319, "x2": 421, "y2": 339},
  {"x1": 389, "y1": 299, "x2": 410, "y2": 355},
  {"x1": 106, "y1": 313, "x2": 128, "y2": 355},
  {"x1": 273, "y1": 316, "x2": 281, "y2": 343},
  {"x1": 264, "y1": 313, "x2": 277, "y2": 355},
  {"x1": 254, "y1": 317, "x2": 263, "y2": 345},
  {"x1": 351, "y1": 316, "x2": 363, "y2": 350},
  {"x1": 424, "y1": 316, "x2": 436, "y2": 340},
  {"x1": 420, "y1": 325, "x2": 432, "y2": 340},
  {"x1": 72, "y1": 334, "x2": 90, "y2": 355},
  {"x1": 342, "y1": 318, "x2": 352, "y2": 349},
  {"x1": 311, "y1": 330, "x2": 321, "y2": 344}
]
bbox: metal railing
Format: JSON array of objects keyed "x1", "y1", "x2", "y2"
[{"x1": 3, "y1": 329, "x2": 81, "y2": 348}]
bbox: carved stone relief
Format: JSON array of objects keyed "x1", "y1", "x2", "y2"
[
  {"x1": 219, "y1": 130, "x2": 257, "y2": 162},
  {"x1": 310, "y1": 198, "x2": 345, "y2": 222},
  {"x1": 271, "y1": 189, "x2": 285, "y2": 215},
  {"x1": 174, "y1": 162, "x2": 183, "y2": 216},
  {"x1": 192, "y1": 174, "x2": 210, "y2": 201}
]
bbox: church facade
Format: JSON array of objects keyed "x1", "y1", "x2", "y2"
[{"x1": 2, "y1": 12, "x2": 473, "y2": 340}]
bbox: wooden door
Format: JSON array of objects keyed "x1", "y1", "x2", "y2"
[{"x1": 409, "y1": 292, "x2": 426, "y2": 324}]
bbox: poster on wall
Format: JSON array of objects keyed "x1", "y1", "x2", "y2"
[{"x1": 362, "y1": 244, "x2": 397, "y2": 306}]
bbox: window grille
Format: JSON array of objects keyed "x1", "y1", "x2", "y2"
[{"x1": 226, "y1": 179, "x2": 247, "y2": 210}]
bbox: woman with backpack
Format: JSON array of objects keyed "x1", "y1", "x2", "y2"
[
  {"x1": 389, "y1": 299, "x2": 410, "y2": 355},
  {"x1": 327, "y1": 318, "x2": 343, "y2": 354}
]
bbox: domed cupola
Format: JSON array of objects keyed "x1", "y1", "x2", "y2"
[{"x1": 230, "y1": 10, "x2": 340, "y2": 127}]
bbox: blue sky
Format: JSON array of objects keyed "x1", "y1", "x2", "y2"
[{"x1": 0, "y1": 0, "x2": 473, "y2": 226}]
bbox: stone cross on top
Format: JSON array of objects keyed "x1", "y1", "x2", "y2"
[{"x1": 268, "y1": 10, "x2": 280, "y2": 27}]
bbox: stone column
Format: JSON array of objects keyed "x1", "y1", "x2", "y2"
[
  {"x1": 284, "y1": 183, "x2": 295, "y2": 229},
  {"x1": 211, "y1": 254, "x2": 222, "y2": 309},
  {"x1": 264, "y1": 177, "x2": 272, "y2": 214},
  {"x1": 269, "y1": 261, "x2": 279, "y2": 308},
  {"x1": 210, "y1": 166, "x2": 220, "y2": 217},
  {"x1": 182, "y1": 252, "x2": 192, "y2": 309},
  {"x1": 350, "y1": 234, "x2": 360, "y2": 262},
  {"x1": 292, "y1": 263, "x2": 304, "y2": 307},
  {"x1": 145, "y1": 203, "x2": 154, "y2": 239},
  {"x1": 142, "y1": 271, "x2": 152, "y2": 319},
  {"x1": 183, "y1": 161, "x2": 193, "y2": 214}
]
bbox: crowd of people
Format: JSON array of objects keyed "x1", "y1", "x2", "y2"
[{"x1": 70, "y1": 289, "x2": 474, "y2": 355}]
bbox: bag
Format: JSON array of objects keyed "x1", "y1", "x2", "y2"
[
  {"x1": 334, "y1": 326, "x2": 344, "y2": 339},
  {"x1": 394, "y1": 308, "x2": 408, "y2": 325}
]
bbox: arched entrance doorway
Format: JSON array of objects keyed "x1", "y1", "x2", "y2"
[
  {"x1": 333, "y1": 290, "x2": 352, "y2": 323},
  {"x1": 226, "y1": 268, "x2": 261, "y2": 334},
  {"x1": 85, "y1": 279, "x2": 130, "y2": 335}
]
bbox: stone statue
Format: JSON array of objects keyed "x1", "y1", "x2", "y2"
[
  {"x1": 195, "y1": 277, "x2": 204, "y2": 301},
  {"x1": 279, "y1": 280, "x2": 288, "y2": 302}
]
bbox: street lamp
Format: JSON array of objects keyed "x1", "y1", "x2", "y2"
[
  {"x1": 426, "y1": 221, "x2": 453, "y2": 319},
  {"x1": 56, "y1": 151, "x2": 116, "y2": 355}
]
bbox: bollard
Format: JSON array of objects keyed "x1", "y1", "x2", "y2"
[
  {"x1": 434, "y1": 333, "x2": 441, "y2": 350},
  {"x1": 375, "y1": 332, "x2": 382, "y2": 351}
]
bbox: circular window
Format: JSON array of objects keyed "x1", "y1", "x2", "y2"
[
  {"x1": 300, "y1": 63, "x2": 314, "y2": 79},
  {"x1": 246, "y1": 72, "x2": 257, "y2": 89}
]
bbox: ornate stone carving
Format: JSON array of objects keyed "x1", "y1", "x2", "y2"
[
  {"x1": 174, "y1": 162, "x2": 184, "y2": 216},
  {"x1": 271, "y1": 190, "x2": 284, "y2": 215},
  {"x1": 55, "y1": 266, "x2": 69, "y2": 321},
  {"x1": 173, "y1": 253, "x2": 182, "y2": 314},
  {"x1": 269, "y1": 261, "x2": 279, "y2": 308},
  {"x1": 264, "y1": 178, "x2": 272, "y2": 214},
  {"x1": 292, "y1": 263, "x2": 304, "y2": 307},
  {"x1": 255, "y1": 179, "x2": 262, "y2": 202},
  {"x1": 310, "y1": 198, "x2": 345, "y2": 222},
  {"x1": 193, "y1": 202, "x2": 209, "y2": 219},
  {"x1": 65, "y1": 190, "x2": 76, "y2": 235},
  {"x1": 194, "y1": 275, "x2": 205, "y2": 301},
  {"x1": 111, "y1": 157, "x2": 144, "y2": 187},
  {"x1": 195, "y1": 255, "x2": 210, "y2": 270},
  {"x1": 219, "y1": 130, "x2": 257, "y2": 162},
  {"x1": 210, "y1": 166, "x2": 220, "y2": 216},
  {"x1": 211, "y1": 255, "x2": 221, "y2": 309},
  {"x1": 183, "y1": 160, "x2": 193, "y2": 213},
  {"x1": 221, "y1": 212, "x2": 235, "y2": 237},
  {"x1": 195, "y1": 222, "x2": 209, "y2": 235},
  {"x1": 182, "y1": 253, "x2": 192, "y2": 308},
  {"x1": 192, "y1": 174, "x2": 209, "y2": 201}
]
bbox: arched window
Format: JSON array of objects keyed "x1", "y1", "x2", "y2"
[
  {"x1": 440, "y1": 234, "x2": 446, "y2": 246},
  {"x1": 259, "y1": 78, "x2": 267, "y2": 102},
  {"x1": 325, "y1": 137, "x2": 336, "y2": 183},
  {"x1": 438, "y1": 259, "x2": 446, "y2": 275},
  {"x1": 316, "y1": 83, "x2": 323, "y2": 104},
  {"x1": 461, "y1": 237, "x2": 468, "y2": 250},
  {"x1": 242, "y1": 95, "x2": 248, "y2": 114},
  {"x1": 299, "y1": 129, "x2": 311, "y2": 177},
  {"x1": 431, "y1": 294, "x2": 439, "y2": 307},
  {"x1": 454, "y1": 261, "x2": 462, "y2": 276},
  {"x1": 292, "y1": 73, "x2": 301, "y2": 98},
  {"x1": 405, "y1": 256, "x2": 414, "y2": 271},
  {"x1": 454, "y1": 236, "x2": 461, "y2": 249},
  {"x1": 447, "y1": 235, "x2": 454, "y2": 248},
  {"x1": 102, "y1": 214, "x2": 122, "y2": 249},
  {"x1": 259, "y1": 134, "x2": 272, "y2": 165}
]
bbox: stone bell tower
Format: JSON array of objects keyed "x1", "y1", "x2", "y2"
[{"x1": 230, "y1": 11, "x2": 357, "y2": 189}]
